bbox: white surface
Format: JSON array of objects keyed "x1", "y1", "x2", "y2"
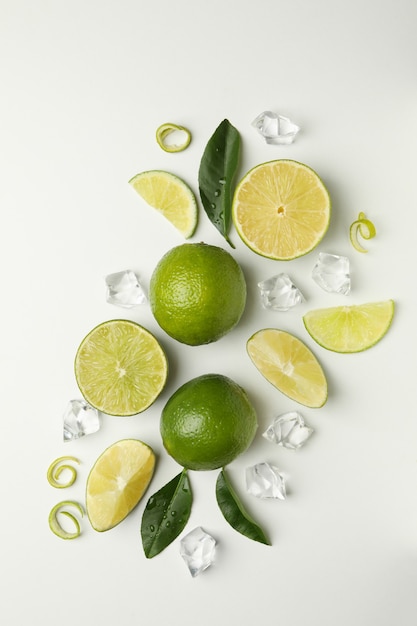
[{"x1": 1, "y1": 1, "x2": 417, "y2": 624}]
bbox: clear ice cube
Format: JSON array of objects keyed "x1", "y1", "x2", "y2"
[
  {"x1": 312, "y1": 253, "x2": 351, "y2": 294},
  {"x1": 63, "y1": 399, "x2": 101, "y2": 442},
  {"x1": 246, "y1": 462, "x2": 286, "y2": 500},
  {"x1": 263, "y1": 411, "x2": 314, "y2": 450},
  {"x1": 179, "y1": 527, "x2": 216, "y2": 577},
  {"x1": 252, "y1": 110, "x2": 300, "y2": 145},
  {"x1": 258, "y1": 273, "x2": 304, "y2": 311},
  {"x1": 105, "y1": 270, "x2": 147, "y2": 308}
]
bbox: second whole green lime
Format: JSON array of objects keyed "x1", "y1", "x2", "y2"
[
  {"x1": 160, "y1": 373, "x2": 258, "y2": 471},
  {"x1": 149, "y1": 243, "x2": 246, "y2": 346}
]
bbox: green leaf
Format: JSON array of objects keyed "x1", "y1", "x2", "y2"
[
  {"x1": 198, "y1": 119, "x2": 240, "y2": 247},
  {"x1": 216, "y1": 468, "x2": 270, "y2": 545},
  {"x1": 141, "y1": 469, "x2": 192, "y2": 558}
]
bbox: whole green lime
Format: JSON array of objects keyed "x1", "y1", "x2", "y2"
[
  {"x1": 160, "y1": 373, "x2": 258, "y2": 471},
  {"x1": 149, "y1": 243, "x2": 246, "y2": 346}
]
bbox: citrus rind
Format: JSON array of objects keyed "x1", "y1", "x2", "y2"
[
  {"x1": 155, "y1": 123, "x2": 192, "y2": 153},
  {"x1": 48, "y1": 501, "x2": 85, "y2": 540},
  {"x1": 349, "y1": 212, "x2": 376, "y2": 253}
]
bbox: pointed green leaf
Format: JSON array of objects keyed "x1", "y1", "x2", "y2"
[
  {"x1": 141, "y1": 469, "x2": 192, "y2": 558},
  {"x1": 216, "y1": 468, "x2": 270, "y2": 545},
  {"x1": 198, "y1": 119, "x2": 240, "y2": 247}
]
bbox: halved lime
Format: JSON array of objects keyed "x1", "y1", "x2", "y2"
[
  {"x1": 86, "y1": 439, "x2": 155, "y2": 532},
  {"x1": 74, "y1": 319, "x2": 168, "y2": 416},
  {"x1": 129, "y1": 170, "x2": 198, "y2": 238},
  {"x1": 303, "y1": 300, "x2": 395, "y2": 353},
  {"x1": 232, "y1": 160, "x2": 331, "y2": 260},
  {"x1": 247, "y1": 329, "x2": 328, "y2": 408}
]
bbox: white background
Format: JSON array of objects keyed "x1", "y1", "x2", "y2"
[{"x1": 1, "y1": 1, "x2": 417, "y2": 624}]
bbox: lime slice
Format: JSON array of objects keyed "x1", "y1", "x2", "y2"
[
  {"x1": 349, "y1": 212, "x2": 376, "y2": 253},
  {"x1": 129, "y1": 170, "x2": 198, "y2": 238},
  {"x1": 49, "y1": 501, "x2": 85, "y2": 540},
  {"x1": 232, "y1": 160, "x2": 331, "y2": 260},
  {"x1": 303, "y1": 300, "x2": 395, "y2": 353},
  {"x1": 74, "y1": 319, "x2": 168, "y2": 416},
  {"x1": 247, "y1": 329, "x2": 328, "y2": 408},
  {"x1": 156, "y1": 123, "x2": 192, "y2": 153},
  {"x1": 86, "y1": 439, "x2": 155, "y2": 532}
]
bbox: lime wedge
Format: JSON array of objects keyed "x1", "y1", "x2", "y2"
[
  {"x1": 303, "y1": 300, "x2": 395, "y2": 353},
  {"x1": 86, "y1": 439, "x2": 155, "y2": 532},
  {"x1": 74, "y1": 319, "x2": 168, "y2": 416},
  {"x1": 247, "y1": 329, "x2": 328, "y2": 408},
  {"x1": 129, "y1": 170, "x2": 198, "y2": 238},
  {"x1": 232, "y1": 160, "x2": 331, "y2": 260}
]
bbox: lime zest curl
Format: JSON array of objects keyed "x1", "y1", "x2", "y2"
[
  {"x1": 350, "y1": 212, "x2": 376, "y2": 253},
  {"x1": 156, "y1": 123, "x2": 192, "y2": 153},
  {"x1": 47, "y1": 456, "x2": 80, "y2": 488},
  {"x1": 48, "y1": 501, "x2": 85, "y2": 540}
]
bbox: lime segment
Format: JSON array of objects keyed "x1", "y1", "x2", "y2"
[
  {"x1": 303, "y1": 300, "x2": 394, "y2": 353},
  {"x1": 86, "y1": 439, "x2": 155, "y2": 532},
  {"x1": 75, "y1": 320, "x2": 168, "y2": 416},
  {"x1": 247, "y1": 329, "x2": 328, "y2": 408},
  {"x1": 129, "y1": 170, "x2": 197, "y2": 238}
]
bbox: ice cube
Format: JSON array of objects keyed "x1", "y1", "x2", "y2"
[
  {"x1": 258, "y1": 273, "x2": 304, "y2": 311},
  {"x1": 252, "y1": 111, "x2": 300, "y2": 145},
  {"x1": 246, "y1": 462, "x2": 286, "y2": 500},
  {"x1": 179, "y1": 527, "x2": 216, "y2": 577},
  {"x1": 105, "y1": 270, "x2": 147, "y2": 308},
  {"x1": 63, "y1": 399, "x2": 101, "y2": 442},
  {"x1": 263, "y1": 411, "x2": 314, "y2": 449},
  {"x1": 312, "y1": 253, "x2": 351, "y2": 294}
]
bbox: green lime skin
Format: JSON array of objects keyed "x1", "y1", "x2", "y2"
[
  {"x1": 149, "y1": 243, "x2": 246, "y2": 346},
  {"x1": 160, "y1": 374, "x2": 258, "y2": 471}
]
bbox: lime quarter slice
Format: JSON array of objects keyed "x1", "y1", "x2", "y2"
[
  {"x1": 303, "y1": 300, "x2": 395, "y2": 353},
  {"x1": 74, "y1": 319, "x2": 168, "y2": 416},
  {"x1": 129, "y1": 170, "x2": 198, "y2": 238},
  {"x1": 86, "y1": 439, "x2": 155, "y2": 532},
  {"x1": 247, "y1": 328, "x2": 328, "y2": 408}
]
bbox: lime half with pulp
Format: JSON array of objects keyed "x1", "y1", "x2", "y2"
[{"x1": 75, "y1": 319, "x2": 168, "y2": 416}]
